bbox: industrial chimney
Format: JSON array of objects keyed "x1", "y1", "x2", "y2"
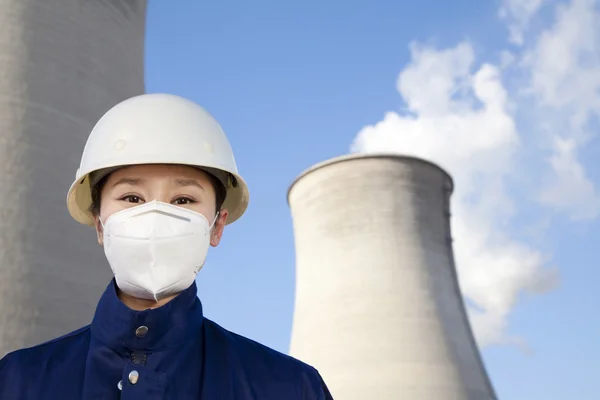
[
  {"x1": 0, "y1": 0, "x2": 146, "y2": 357},
  {"x1": 287, "y1": 154, "x2": 497, "y2": 399}
]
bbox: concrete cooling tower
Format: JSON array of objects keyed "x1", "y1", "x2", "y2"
[
  {"x1": 0, "y1": 0, "x2": 146, "y2": 357},
  {"x1": 288, "y1": 154, "x2": 497, "y2": 399}
]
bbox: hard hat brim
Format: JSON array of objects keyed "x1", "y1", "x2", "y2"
[{"x1": 66, "y1": 163, "x2": 249, "y2": 226}]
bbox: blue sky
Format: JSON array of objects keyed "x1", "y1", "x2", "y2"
[{"x1": 146, "y1": 1, "x2": 599, "y2": 398}]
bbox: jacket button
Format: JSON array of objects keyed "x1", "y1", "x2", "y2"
[
  {"x1": 135, "y1": 326, "x2": 148, "y2": 338},
  {"x1": 117, "y1": 380, "x2": 123, "y2": 390},
  {"x1": 129, "y1": 370, "x2": 139, "y2": 385}
]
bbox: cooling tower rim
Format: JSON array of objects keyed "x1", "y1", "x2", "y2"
[{"x1": 287, "y1": 152, "x2": 454, "y2": 205}]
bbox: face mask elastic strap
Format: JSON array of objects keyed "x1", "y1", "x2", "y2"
[{"x1": 208, "y1": 211, "x2": 219, "y2": 232}]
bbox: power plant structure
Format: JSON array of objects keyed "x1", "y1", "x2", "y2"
[
  {"x1": 0, "y1": 0, "x2": 147, "y2": 357},
  {"x1": 287, "y1": 153, "x2": 497, "y2": 399}
]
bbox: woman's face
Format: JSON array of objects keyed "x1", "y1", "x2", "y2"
[{"x1": 93, "y1": 163, "x2": 228, "y2": 247}]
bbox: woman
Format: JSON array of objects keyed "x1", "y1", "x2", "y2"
[{"x1": 0, "y1": 93, "x2": 333, "y2": 399}]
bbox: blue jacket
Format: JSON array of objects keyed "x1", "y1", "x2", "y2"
[{"x1": 0, "y1": 280, "x2": 333, "y2": 400}]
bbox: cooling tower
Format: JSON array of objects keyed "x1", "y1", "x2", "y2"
[
  {"x1": 0, "y1": 0, "x2": 146, "y2": 357},
  {"x1": 288, "y1": 154, "x2": 497, "y2": 399}
]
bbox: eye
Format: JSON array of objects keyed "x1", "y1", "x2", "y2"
[
  {"x1": 173, "y1": 197, "x2": 196, "y2": 205},
  {"x1": 120, "y1": 195, "x2": 143, "y2": 204}
]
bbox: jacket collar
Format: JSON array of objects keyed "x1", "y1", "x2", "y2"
[{"x1": 91, "y1": 279, "x2": 204, "y2": 353}]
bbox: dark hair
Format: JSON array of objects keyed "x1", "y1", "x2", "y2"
[{"x1": 89, "y1": 170, "x2": 227, "y2": 217}]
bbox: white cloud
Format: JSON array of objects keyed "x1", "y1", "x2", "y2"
[
  {"x1": 540, "y1": 137, "x2": 600, "y2": 219},
  {"x1": 350, "y1": 0, "x2": 599, "y2": 348},
  {"x1": 351, "y1": 41, "x2": 558, "y2": 347},
  {"x1": 527, "y1": 0, "x2": 600, "y2": 218},
  {"x1": 352, "y1": 0, "x2": 600, "y2": 347},
  {"x1": 500, "y1": 0, "x2": 545, "y2": 45},
  {"x1": 528, "y1": 0, "x2": 600, "y2": 113}
]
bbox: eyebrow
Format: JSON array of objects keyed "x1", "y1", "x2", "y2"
[
  {"x1": 173, "y1": 178, "x2": 205, "y2": 191},
  {"x1": 111, "y1": 177, "x2": 144, "y2": 188}
]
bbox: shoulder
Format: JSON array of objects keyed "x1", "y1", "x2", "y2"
[
  {"x1": 0, "y1": 325, "x2": 91, "y2": 381},
  {"x1": 203, "y1": 318, "x2": 333, "y2": 399},
  {"x1": 204, "y1": 318, "x2": 308, "y2": 369}
]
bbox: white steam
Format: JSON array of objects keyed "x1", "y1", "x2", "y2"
[{"x1": 351, "y1": 0, "x2": 600, "y2": 347}]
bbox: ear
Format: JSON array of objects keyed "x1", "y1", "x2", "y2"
[
  {"x1": 210, "y1": 209, "x2": 228, "y2": 247},
  {"x1": 94, "y1": 215, "x2": 104, "y2": 246}
]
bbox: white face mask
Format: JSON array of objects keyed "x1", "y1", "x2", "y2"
[{"x1": 101, "y1": 200, "x2": 217, "y2": 301}]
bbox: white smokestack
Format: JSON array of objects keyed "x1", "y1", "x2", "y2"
[
  {"x1": 0, "y1": 0, "x2": 146, "y2": 357},
  {"x1": 288, "y1": 153, "x2": 497, "y2": 399}
]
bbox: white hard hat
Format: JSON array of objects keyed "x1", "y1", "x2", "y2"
[{"x1": 67, "y1": 93, "x2": 249, "y2": 226}]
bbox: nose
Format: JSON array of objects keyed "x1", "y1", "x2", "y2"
[{"x1": 146, "y1": 190, "x2": 172, "y2": 204}]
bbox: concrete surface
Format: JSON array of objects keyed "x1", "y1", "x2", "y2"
[
  {"x1": 288, "y1": 154, "x2": 497, "y2": 399},
  {"x1": 0, "y1": 0, "x2": 146, "y2": 357}
]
